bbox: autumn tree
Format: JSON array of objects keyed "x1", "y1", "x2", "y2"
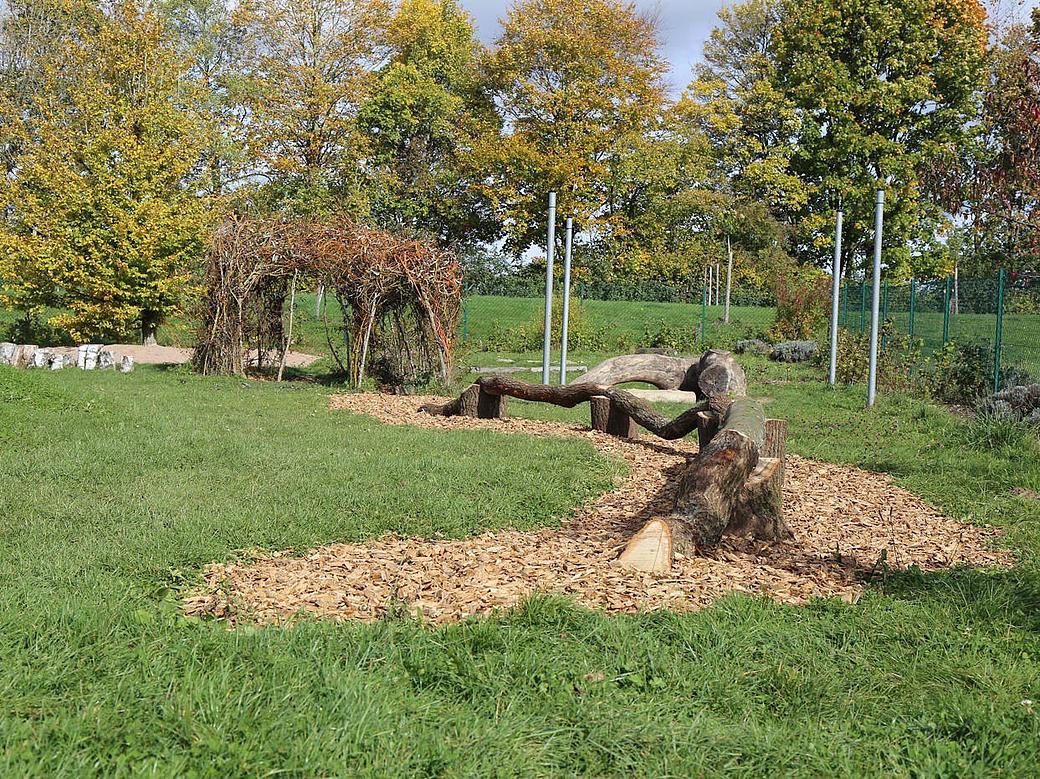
[
  {"x1": 925, "y1": 18, "x2": 1040, "y2": 273},
  {"x1": 0, "y1": 0, "x2": 212, "y2": 343},
  {"x1": 476, "y1": 0, "x2": 668, "y2": 254},
  {"x1": 774, "y1": 0, "x2": 989, "y2": 278},
  {"x1": 358, "y1": 0, "x2": 499, "y2": 246},
  {"x1": 231, "y1": 0, "x2": 390, "y2": 215}
]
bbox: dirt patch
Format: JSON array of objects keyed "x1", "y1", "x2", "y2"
[
  {"x1": 183, "y1": 393, "x2": 1011, "y2": 626},
  {"x1": 47, "y1": 344, "x2": 322, "y2": 367}
]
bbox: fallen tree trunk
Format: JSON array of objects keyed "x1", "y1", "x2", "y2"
[
  {"x1": 619, "y1": 398, "x2": 792, "y2": 569},
  {"x1": 570, "y1": 353, "x2": 698, "y2": 391},
  {"x1": 422, "y1": 376, "x2": 709, "y2": 440}
]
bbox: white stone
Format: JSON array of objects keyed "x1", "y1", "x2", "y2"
[
  {"x1": 26, "y1": 348, "x2": 52, "y2": 368},
  {"x1": 98, "y1": 349, "x2": 116, "y2": 370},
  {"x1": 78, "y1": 344, "x2": 101, "y2": 370},
  {"x1": 50, "y1": 353, "x2": 65, "y2": 370},
  {"x1": 118, "y1": 355, "x2": 135, "y2": 373},
  {"x1": 0, "y1": 343, "x2": 17, "y2": 366},
  {"x1": 16, "y1": 345, "x2": 37, "y2": 368}
]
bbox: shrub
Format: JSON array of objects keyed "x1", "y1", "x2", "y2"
[
  {"x1": 918, "y1": 339, "x2": 998, "y2": 405},
  {"x1": 734, "y1": 338, "x2": 771, "y2": 355},
  {"x1": 828, "y1": 324, "x2": 921, "y2": 392},
  {"x1": 767, "y1": 268, "x2": 830, "y2": 341},
  {"x1": 770, "y1": 340, "x2": 818, "y2": 363}
]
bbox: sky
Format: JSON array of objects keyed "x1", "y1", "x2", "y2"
[{"x1": 460, "y1": 0, "x2": 730, "y2": 94}]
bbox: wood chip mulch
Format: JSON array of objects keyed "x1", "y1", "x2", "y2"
[{"x1": 182, "y1": 393, "x2": 1012, "y2": 626}]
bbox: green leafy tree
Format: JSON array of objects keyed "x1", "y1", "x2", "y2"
[
  {"x1": 231, "y1": 0, "x2": 390, "y2": 215},
  {"x1": 358, "y1": 0, "x2": 499, "y2": 246},
  {"x1": 475, "y1": 0, "x2": 668, "y2": 254},
  {"x1": 0, "y1": 0, "x2": 213, "y2": 343},
  {"x1": 774, "y1": 0, "x2": 989, "y2": 279}
]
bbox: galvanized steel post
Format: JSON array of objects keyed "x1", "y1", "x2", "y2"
[
  {"x1": 943, "y1": 276, "x2": 951, "y2": 344},
  {"x1": 559, "y1": 217, "x2": 573, "y2": 385},
  {"x1": 701, "y1": 283, "x2": 706, "y2": 342},
  {"x1": 994, "y1": 269, "x2": 1005, "y2": 393},
  {"x1": 867, "y1": 189, "x2": 885, "y2": 407},
  {"x1": 542, "y1": 192, "x2": 556, "y2": 384}
]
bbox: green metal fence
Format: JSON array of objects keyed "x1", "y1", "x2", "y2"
[
  {"x1": 458, "y1": 278, "x2": 776, "y2": 354},
  {"x1": 841, "y1": 273, "x2": 1040, "y2": 391}
]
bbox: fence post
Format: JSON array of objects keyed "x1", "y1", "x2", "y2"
[
  {"x1": 867, "y1": 188, "x2": 885, "y2": 407},
  {"x1": 701, "y1": 284, "x2": 706, "y2": 342},
  {"x1": 559, "y1": 217, "x2": 573, "y2": 385},
  {"x1": 943, "y1": 276, "x2": 951, "y2": 344},
  {"x1": 828, "y1": 208, "x2": 843, "y2": 386},
  {"x1": 542, "y1": 192, "x2": 556, "y2": 384},
  {"x1": 860, "y1": 280, "x2": 866, "y2": 332},
  {"x1": 881, "y1": 279, "x2": 889, "y2": 349},
  {"x1": 462, "y1": 284, "x2": 468, "y2": 344},
  {"x1": 994, "y1": 269, "x2": 1005, "y2": 394},
  {"x1": 909, "y1": 278, "x2": 915, "y2": 339}
]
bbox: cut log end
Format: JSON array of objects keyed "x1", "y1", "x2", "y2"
[{"x1": 617, "y1": 519, "x2": 673, "y2": 572}]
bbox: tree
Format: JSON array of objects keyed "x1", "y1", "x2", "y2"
[
  {"x1": 231, "y1": 0, "x2": 390, "y2": 215},
  {"x1": 774, "y1": 0, "x2": 989, "y2": 279},
  {"x1": 925, "y1": 19, "x2": 1040, "y2": 273},
  {"x1": 0, "y1": 0, "x2": 212, "y2": 343},
  {"x1": 358, "y1": 0, "x2": 499, "y2": 246},
  {"x1": 475, "y1": 0, "x2": 668, "y2": 254}
]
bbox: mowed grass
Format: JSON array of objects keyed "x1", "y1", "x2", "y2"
[{"x1": 2, "y1": 361, "x2": 1040, "y2": 775}]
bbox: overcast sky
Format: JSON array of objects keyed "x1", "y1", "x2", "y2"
[{"x1": 460, "y1": 0, "x2": 730, "y2": 93}]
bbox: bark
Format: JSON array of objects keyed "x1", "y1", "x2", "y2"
[
  {"x1": 571, "y1": 353, "x2": 698, "y2": 391},
  {"x1": 421, "y1": 376, "x2": 709, "y2": 440},
  {"x1": 421, "y1": 383, "x2": 507, "y2": 419},
  {"x1": 590, "y1": 396, "x2": 638, "y2": 438},
  {"x1": 696, "y1": 350, "x2": 748, "y2": 398},
  {"x1": 728, "y1": 457, "x2": 793, "y2": 541}
]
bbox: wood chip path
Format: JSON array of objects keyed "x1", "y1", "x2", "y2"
[{"x1": 183, "y1": 393, "x2": 1012, "y2": 626}]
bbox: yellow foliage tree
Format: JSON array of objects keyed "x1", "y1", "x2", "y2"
[{"x1": 0, "y1": 0, "x2": 213, "y2": 343}]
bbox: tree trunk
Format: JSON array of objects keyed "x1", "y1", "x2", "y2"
[
  {"x1": 141, "y1": 310, "x2": 160, "y2": 346},
  {"x1": 620, "y1": 398, "x2": 787, "y2": 569},
  {"x1": 422, "y1": 376, "x2": 708, "y2": 440},
  {"x1": 590, "y1": 395, "x2": 638, "y2": 438},
  {"x1": 571, "y1": 353, "x2": 698, "y2": 391}
]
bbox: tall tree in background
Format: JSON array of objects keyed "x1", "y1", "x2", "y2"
[
  {"x1": 0, "y1": 0, "x2": 212, "y2": 343},
  {"x1": 925, "y1": 17, "x2": 1040, "y2": 274},
  {"x1": 775, "y1": 0, "x2": 989, "y2": 278},
  {"x1": 232, "y1": 0, "x2": 390, "y2": 215},
  {"x1": 358, "y1": 0, "x2": 499, "y2": 246},
  {"x1": 476, "y1": 0, "x2": 668, "y2": 254}
]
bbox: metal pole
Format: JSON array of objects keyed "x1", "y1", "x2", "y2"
[
  {"x1": 867, "y1": 188, "x2": 884, "y2": 407},
  {"x1": 860, "y1": 280, "x2": 866, "y2": 332},
  {"x1": 881, "y1": 279, "x2": 889, "y2": 350},
  {"x1": 542, "y1": 192, "x2": 556, "y2": 384},
  {"x1": 724, "y1": 236, "x2": 733, "y2": 323},
  {"x1": 943, "y1": 276, "x2": 951, "y2": 343},
  {"x1": 559, "y1": 218, "x2": 573, "y2": 385},
  {"x1": 994, "y1": 269, "x2": 1005, "y2": 393},
  {"x1": 462, "y1": 284, "x2": 468, "y2": 344},
  {"x1": 909, "y1": 278, "x2": 916, "y2": 339},
  {"x1": 828, "y1": 209, "x2": 843, "y2": 386},
  {"x1": 701, "y1": 283, "x2": 706, "y2": 341}
]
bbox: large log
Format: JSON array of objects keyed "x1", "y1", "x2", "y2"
[
  {"x1": 728, "y1": 457, "x2": 792, "y2": 541},
  {"x1": 695, "y1": 349, "x2": 748, "y2": 398},
  {"x1": 570, "y1": 353, "x2": 698, "y2": 391},
  {"x1": 619, "y1": 398, "x2": 774, "y2": 569},
  {"x1": 421, "y1": 376, "x2": 709, "y2": 440}
]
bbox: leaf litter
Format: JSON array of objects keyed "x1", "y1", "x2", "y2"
[{"x1": 182, "y1": 393, "x2": 1012, "y2": 626}]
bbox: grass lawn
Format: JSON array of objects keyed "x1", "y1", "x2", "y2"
[{"x1": 2, "y1": 358, "x2": 1039, "y2": 776}]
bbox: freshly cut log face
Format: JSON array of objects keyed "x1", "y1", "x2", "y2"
[
  {"x1": 616, "y1": 519, "x2": 672, "y2": 572},
  {"x1": 570, "y1": 353, "x2": 698, "y2": 391}
]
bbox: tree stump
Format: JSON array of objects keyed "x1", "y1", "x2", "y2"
[
  {"x1": 590, "y1": 395, "x2": 639, "y2": 438},
  {"x1": 477, "y1": 386, "x2": 507, "y2": 419},
  {"x1": 727, "y1": 457, "x2": 793, "y2": 541}
]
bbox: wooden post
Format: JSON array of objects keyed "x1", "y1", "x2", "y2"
[{"x1": 590, "y1": 395, "x2": 639, "y2": 438}]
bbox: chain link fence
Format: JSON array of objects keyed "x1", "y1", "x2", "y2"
[
  {"x1": 841, "y1": 273, "x2": 1040, "y2": 391},
  {"x1": 457, "y1": 278, "x2": 776, "y2": 356}
]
